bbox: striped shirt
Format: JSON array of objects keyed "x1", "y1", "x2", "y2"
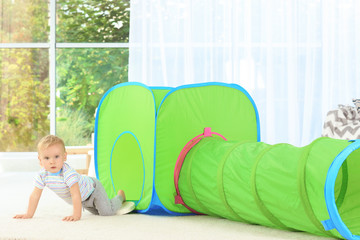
[{"x1": 34, "y1": 163, "x2": 95, "y2": 204}]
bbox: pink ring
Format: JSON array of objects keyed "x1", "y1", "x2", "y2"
[{"x1": 174, "y1": 128, "x2": 227, "y2": 214}]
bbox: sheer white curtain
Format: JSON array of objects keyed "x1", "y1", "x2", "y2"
[{"x1": 129, "y1": 0, "x2": 360, "y2": 146}]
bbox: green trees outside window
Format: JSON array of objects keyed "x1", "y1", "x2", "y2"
[
  {"x1": 0, "y1": 49, "x2": 49, "y2": 151},
  {"x1": 56, "y1": 48, "x2": 128, "y2": 146},
  {"x1": 56, "y1": 0, "x2": 129, "y2": 43},
  {"x1": 0, "y1": 0, "x2": 130, "y2": 151},
  {"x1": 0, "y1": 0, "x2": 49, "y2": 43},
  {"x1": 0, "y1": 0, "x2": 49, "y2": 151}
]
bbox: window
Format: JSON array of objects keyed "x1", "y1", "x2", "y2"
[{"x1": 0, "y1": 0, "x2": 130, "y2": 152}]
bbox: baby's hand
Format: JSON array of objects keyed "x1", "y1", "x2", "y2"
[
  {"x1": 62, "y1": 215, "x2": 81, "y2": 221},
  {"x1": 13, "y1": 214, "x2": 32, "y2": 219}
]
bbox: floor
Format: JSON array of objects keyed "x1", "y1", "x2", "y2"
[{"x1": 0, "y1": 172, "x2": 336, "y2": 240}]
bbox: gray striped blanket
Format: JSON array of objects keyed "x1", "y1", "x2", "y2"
[{"x1": 322, "y1": 105, "x2": 360, "y2": 140}]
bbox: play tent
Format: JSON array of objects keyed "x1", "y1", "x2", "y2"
[
  {"x1": 94, "y1": 82, "x2": 360, "y2": 240},
  {"x1": 94, "y1": 82, "x2": 259, "y2": 214}
]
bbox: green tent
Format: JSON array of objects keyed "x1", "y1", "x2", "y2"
[
  {"x1": 95, "y1": 82, "x2": 360, "y2": 239},
  {"x1": 94, "y1": 82, "x2": 259, "y2": 213}
]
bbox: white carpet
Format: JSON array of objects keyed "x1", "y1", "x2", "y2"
[{"x1": 0, "y1": 172, "x2": 336, "y2": 240}]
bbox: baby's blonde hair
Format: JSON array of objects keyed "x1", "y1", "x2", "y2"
[{"x1": 37, "y1": 135, "x2": 66, "y2": 154}]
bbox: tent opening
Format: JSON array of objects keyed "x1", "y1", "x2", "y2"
[
  {"x1": 110, "y1": 132, "x2": 145, "y2": 205},
  {"x1": 335, "y1": 147, "x2": 360, "y2": 236}
]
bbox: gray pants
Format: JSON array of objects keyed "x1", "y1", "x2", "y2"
[{"x1": 82, "y1": 177, "x2": 123, "y2": 216}]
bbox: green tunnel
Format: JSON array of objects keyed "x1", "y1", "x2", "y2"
[
  {"x1": 175, "y1": 133, "x2": 360, "y2": 239},
  {"x1": 95, "y1": 82, "x2": 360, "y2": 240}
]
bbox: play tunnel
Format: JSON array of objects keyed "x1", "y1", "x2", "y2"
[
  {"x1": 95, "y1": 82, "x2": 360, "y2": 239},
  {"x1": 174, "y1": 129, "x2": 360, "y2": 240}
]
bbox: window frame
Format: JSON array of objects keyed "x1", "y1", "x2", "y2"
[{"x1": 0, "y1": 0, "x2": 130, "y2": 156}]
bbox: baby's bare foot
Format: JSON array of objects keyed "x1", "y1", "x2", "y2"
[{"x1": 118, "y1": 190, "x2": 126, "y2": 202}]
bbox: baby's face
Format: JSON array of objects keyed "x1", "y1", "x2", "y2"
[{"x1": 38, "y1": 143, "x2": 67, "y2": 173}]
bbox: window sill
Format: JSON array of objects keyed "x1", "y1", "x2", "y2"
[{"x1": 0, "y1": 147, "x2": 94, "y2": 173}]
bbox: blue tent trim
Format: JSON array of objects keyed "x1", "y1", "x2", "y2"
[{"x1": 323, "y1": 139, "x2": 360, "y2": 240}]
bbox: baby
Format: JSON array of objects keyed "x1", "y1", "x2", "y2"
[{"x1": 14, "y1": 135, "x2": 134, "y2": 221}]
